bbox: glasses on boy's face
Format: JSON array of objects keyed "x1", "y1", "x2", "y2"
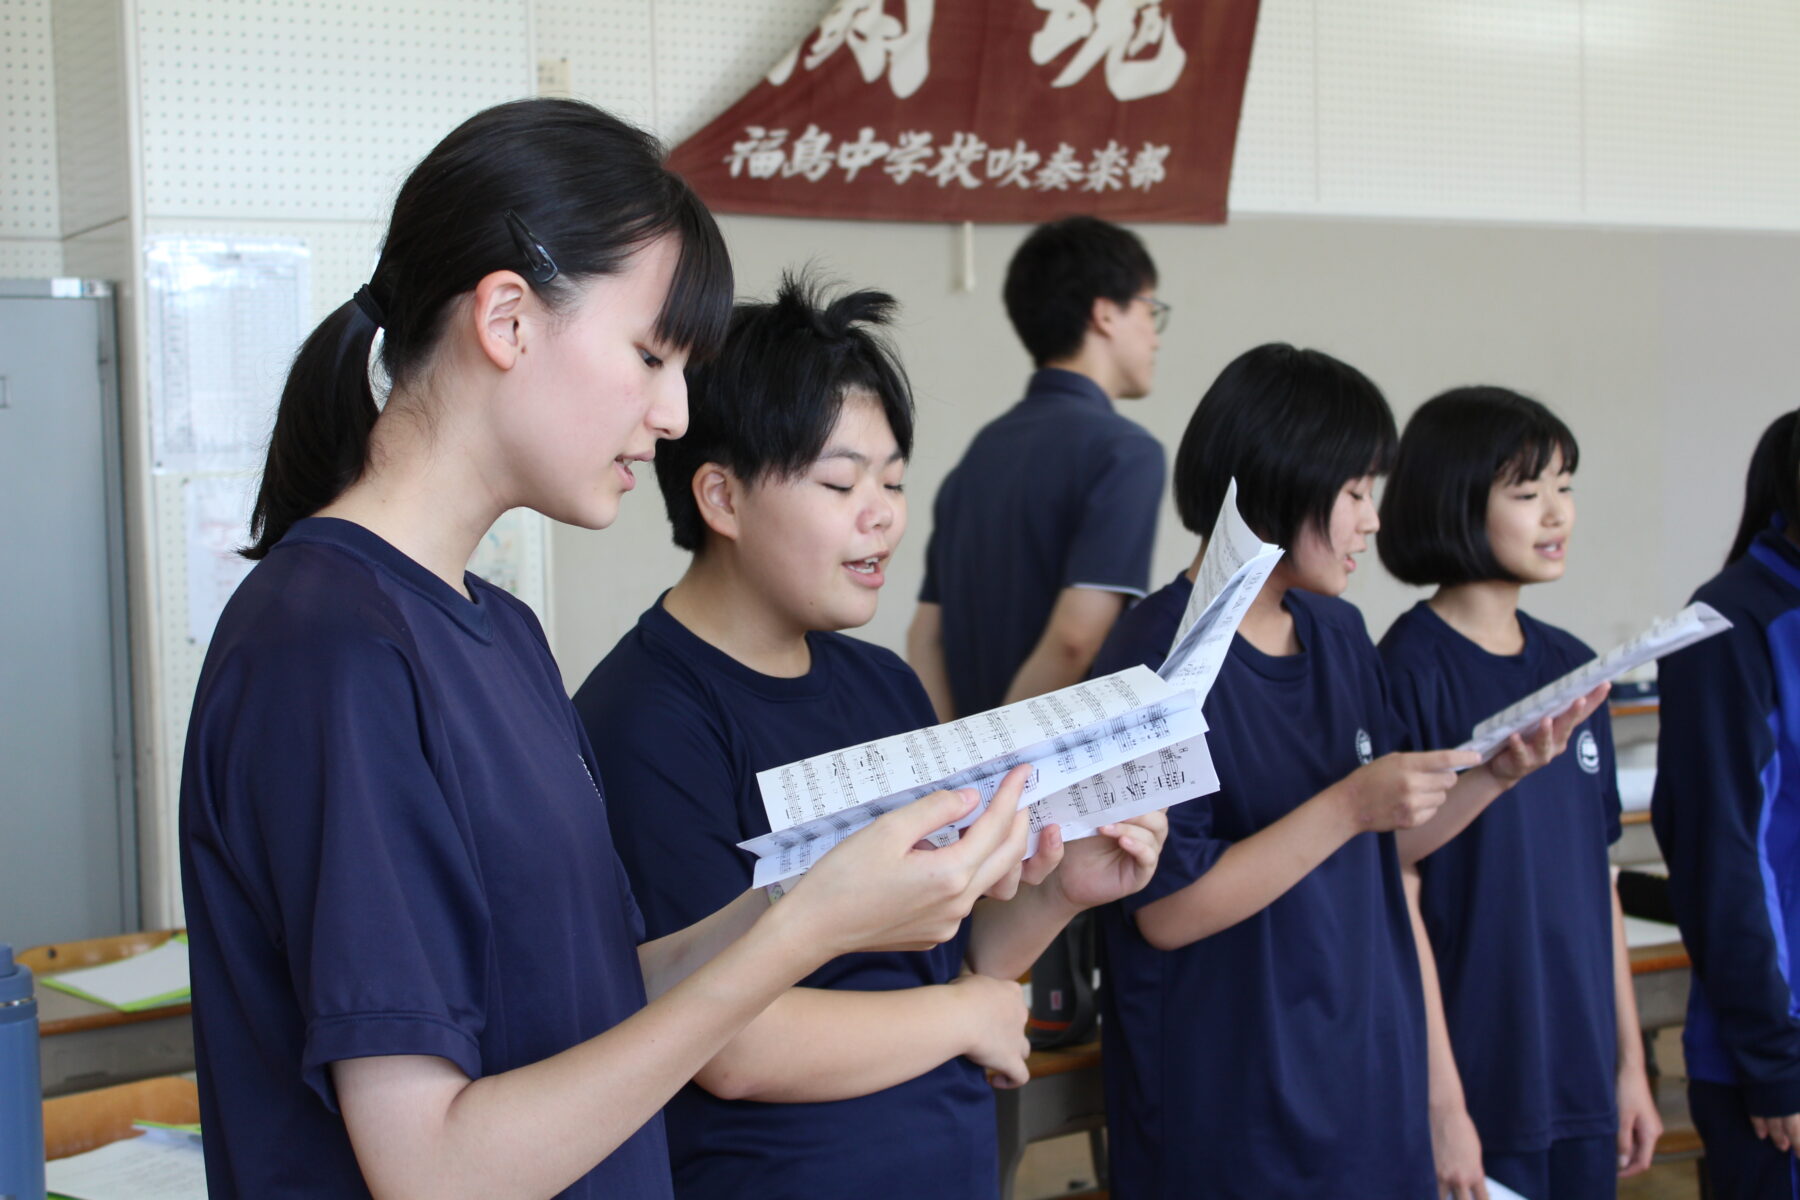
[{"x1": 1135, "y1": 294, "x2": 1171, "y2": 335}]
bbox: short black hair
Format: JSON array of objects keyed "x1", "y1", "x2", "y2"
[
  {"x1": 1002, "y1": 216, "x2": 1156, "y2": 367},
  {"x1": 657, "y1": 271, "x2": 914, "y2": 552},
  {"x1": 1173, "y1": 344, "x2": 1396, "y2": 548},
  {"x1": 1727, "y1": 408, "x2": 1800, "y2": 565},
  {"x1": 1377, "y1": 386, "x2": 1580, "y2": 586}
]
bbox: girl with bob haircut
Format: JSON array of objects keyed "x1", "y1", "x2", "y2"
[
  {"x1": 1088, "y1": 345, "x2": 1604, "y2": 1198},
  {"x1": 574, "y1": 272, "x2": 1165, "y2": 1200},
  {"x1": 1376, "y1": 386, "x2": 1660, "y2": 1200},
  {"x1": 179, "y1": 100, "x2": 1034, "y2": 1200},
  {"x1": 1654, "y1": 408, "x2": 1800, "y2": 1200}
]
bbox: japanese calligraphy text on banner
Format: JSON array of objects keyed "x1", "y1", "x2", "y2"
[{"x1": 668, "y1": 0, "x2": 1262, "y2": 224}]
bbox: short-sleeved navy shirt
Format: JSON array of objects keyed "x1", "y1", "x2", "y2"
[
  {"x1": 1091, "y1": 575, "x2": 1435, "y2": 1199},
  {"x1": 572, "y1": 600, "x2": 995, "y2": 1200},
  {"x1": 920, "y1": 367, "x2": 1165, "y2": 716},
  {"x1": 179, "y1": 518, "x2": 668, "y2": 1199},
  {"x1": 1380, "y1": 602, "x2": 1622, "y2": 1154}
]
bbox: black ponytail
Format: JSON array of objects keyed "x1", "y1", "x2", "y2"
[
  {"x1": 244, "y1": 98, "x2": 733, "y2": 558},
  {"x1": 1727, "y1": 409, "x2": 1800, "y2": 565}
]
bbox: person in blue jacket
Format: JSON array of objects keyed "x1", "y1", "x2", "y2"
[
  {"x1": 1654, "y1": 407, "x2": 1800, "y2": 1200},
  {"x1": 178, "y1": 100, "x2": 1035, "y2": 1200},
  {"x1": 573, "y1": 272, "x2": 1167, "y2": 1200},
  {"x1": 1377, "y1": 387, "x2": 1660, "y2": 1200},
  {"x1": 1088, "y1": 344, "x2": 1602, "y2": 1198}
]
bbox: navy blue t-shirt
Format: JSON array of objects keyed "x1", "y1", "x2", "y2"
[
  {"x1": 179, "y1": 518, "x2": 669, "y2": 1199},
  {"x1": 921, "y1": 367, "x2": 1164, "y2": 716},
  {"x1": 1380, "y1": 602, "x2": 1622, "y2": 1154},
  {"x1": 1091, "y1": 574, "x2": 1435, "y2": 1199},
  {"x1": 572, "y1": 600, "x2": 995, "y2": 1200}
]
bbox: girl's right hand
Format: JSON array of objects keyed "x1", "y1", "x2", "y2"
[
  {"x1": 788, "y1": 767, "x2": 1033, "y2": 959},
  {"x1": 945, "y1": 973, "x2": 1031, "y2": 1088},
  {"x1": 1339, "y1": 750, "x2": 1480, "y2": 833},
  {"x1": 1430, "y1": 1104, "x2": 1489, "y2": 1200}
]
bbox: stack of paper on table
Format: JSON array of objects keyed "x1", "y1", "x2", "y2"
[
  {"x1": 38, "y1": 935, "x2": 190, "y2": 1012},
  {"x1": 1457, "y1": 603, "x2": 1731, "y2": 761},
  {"x1": 737, "y1": 480, "x2": 1282, "y2": 889},
  {"x1": 46, "y1": 1124, "x2": 205, "y2": 1200}
]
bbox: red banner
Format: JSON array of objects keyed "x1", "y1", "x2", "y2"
[{"x1": 668, "y1": 1, "x2": 1262, "y2": 225}]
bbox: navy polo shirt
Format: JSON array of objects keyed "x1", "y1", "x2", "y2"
[
  {"x1": 920, "y1": 367, "x2": 1164, "y2": 716},
  {"x1": 573, "y1": 600, "x2": 995, "y2": 1200},
  {"x1": 1380, "y1": 602, "x2": 1622, "y2": 1155},
  {"x1": 179, "y1": 518, "x2": 668, "y2": 1199},
  {"x1": 1091, "y1": 574, "x2": 1435, "y2": 1199}
]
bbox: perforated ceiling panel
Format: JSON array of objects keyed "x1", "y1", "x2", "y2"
[
  {"x1": 52, "y1": 0, "x2": 131, "y2": 237},
  {"x1": 135, "y1": 0, "x2": 533, "y2": 221},
  {"x1": 1227, "y1": 0, "x2": 1319, "y2": 213},
  {"x1": 1584, "y1": 0, "x2": 1800, "y2": 229},
  {"x1": 0, "y1": 237, "x2": 62, "y2": 275},
  {"x1": 650, "y1": 0, "x2": 825, "y2": 146},
  {"x1": 1, "y1": 0, "x2": 62, "y2": 238},
  {"x1": 1316, "y1": 0, "x2": 1583, "y2": 221},
  {"x1": 534, "y1": 1, "x2": 657, "y2": 132}
]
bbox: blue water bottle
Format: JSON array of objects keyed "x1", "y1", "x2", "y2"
[{"x1": 0, "y1": 944, "x2": 46, "y2": 1200}]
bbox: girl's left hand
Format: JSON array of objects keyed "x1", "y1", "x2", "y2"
[
  {"x1": 1616, "y1": 1063, "x2": 1663, "y2": 1177},
  {"x1": 1047, "y1": 811, "x2": 1170, "y2": 910},
  {"x1": 1488, "y1": 683, "x2": 1611, "y2": 786}
]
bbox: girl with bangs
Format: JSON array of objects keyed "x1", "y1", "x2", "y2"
[
  {"x1": 1377, "y1": 388, "x2": 1660, "y2": 1200},
  {"x1": 1087, "y1": 346, "x2": 1601, "y2": 1197},
  {"x1": 574, "y1": 273, "x2": 1167, "y2": 1200},
  {"x1": 178, "y1": 100, "x2": 1032, "y2": 1200}
]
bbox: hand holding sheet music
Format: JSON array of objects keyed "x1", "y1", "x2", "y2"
[
  {"x1": 1457, "y1": 602, "x2": 1732, "y2": 760},
  {"x1": 740, "y1": 666, "x2": 1203, "y2": 888}
]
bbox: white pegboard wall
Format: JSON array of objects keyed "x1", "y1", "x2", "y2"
[
  {"x1": 136, "y1": 0, "x2": 534, "y2": 222},
  {"x1": 1226, "y1": 0, "x2": 1319, "y2": 213},
  {"x1": 1315, "y1": 0, "x2": 1583, "y2": 222},
  {"x1": 1584, "y1": 0, "x2": 1800, "y2": 230},
  {"x1": 52, "y1": 0, "x2": 131, "y2": 237},
  {"x1": 1, "y1": 0, "x2": 62, "y2": 238},
  {"x1": 650, "y1": 0, "x2": 826, "y2": 147},
  {"x1": 0, "y1": 236, "x2": 61, "y2": 275},
  {"x1": 533, "y1": 1, "x2": 657, "y2": 134}
]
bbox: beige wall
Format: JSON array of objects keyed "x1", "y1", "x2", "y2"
[{"x1": 551, "y1": 214, "x2": 1800, "y2": 691}]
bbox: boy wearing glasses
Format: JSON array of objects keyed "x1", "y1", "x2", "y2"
[{"x1": 909, "y1": 215, "x2": 1168, "y2": 719}]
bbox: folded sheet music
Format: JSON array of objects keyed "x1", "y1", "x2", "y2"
[
  {"x1": 1458, "y1": 602, "x2": 1732, "y2": 760},
  {"x1": 739, "y1": 666, "x2": 1203, "y2": 888},
  {"x1": 1159, "y1": 478, "x2": 1284, "y2": 702},
  {"x1": 738, "y1": 483, "x2": 1281, "y2": 889}
]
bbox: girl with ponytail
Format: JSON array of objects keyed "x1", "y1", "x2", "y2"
[{"x1": 180, "y1": 100, "x2": 1034, "y2": 1200}]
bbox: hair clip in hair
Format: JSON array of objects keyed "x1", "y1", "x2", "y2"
[{"x1": 504, "y1": 209, "x2": 559, "y2": 285}]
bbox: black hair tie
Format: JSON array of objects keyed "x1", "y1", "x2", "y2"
[{"x1": 352, "y1": 284, "x2": 386, "y2": 328}]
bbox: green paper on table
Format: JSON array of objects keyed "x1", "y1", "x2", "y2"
[{"x1": 38, "y1": 935, "x2": 191, "y2": 1011}]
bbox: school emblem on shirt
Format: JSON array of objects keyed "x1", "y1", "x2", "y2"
[
  {"x1": 1355, "y1": 728, "x2": 1374, "y2": 765},
  {"x1": 1576, "y1": 730, "x2": 1601, "y2": 774}
]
